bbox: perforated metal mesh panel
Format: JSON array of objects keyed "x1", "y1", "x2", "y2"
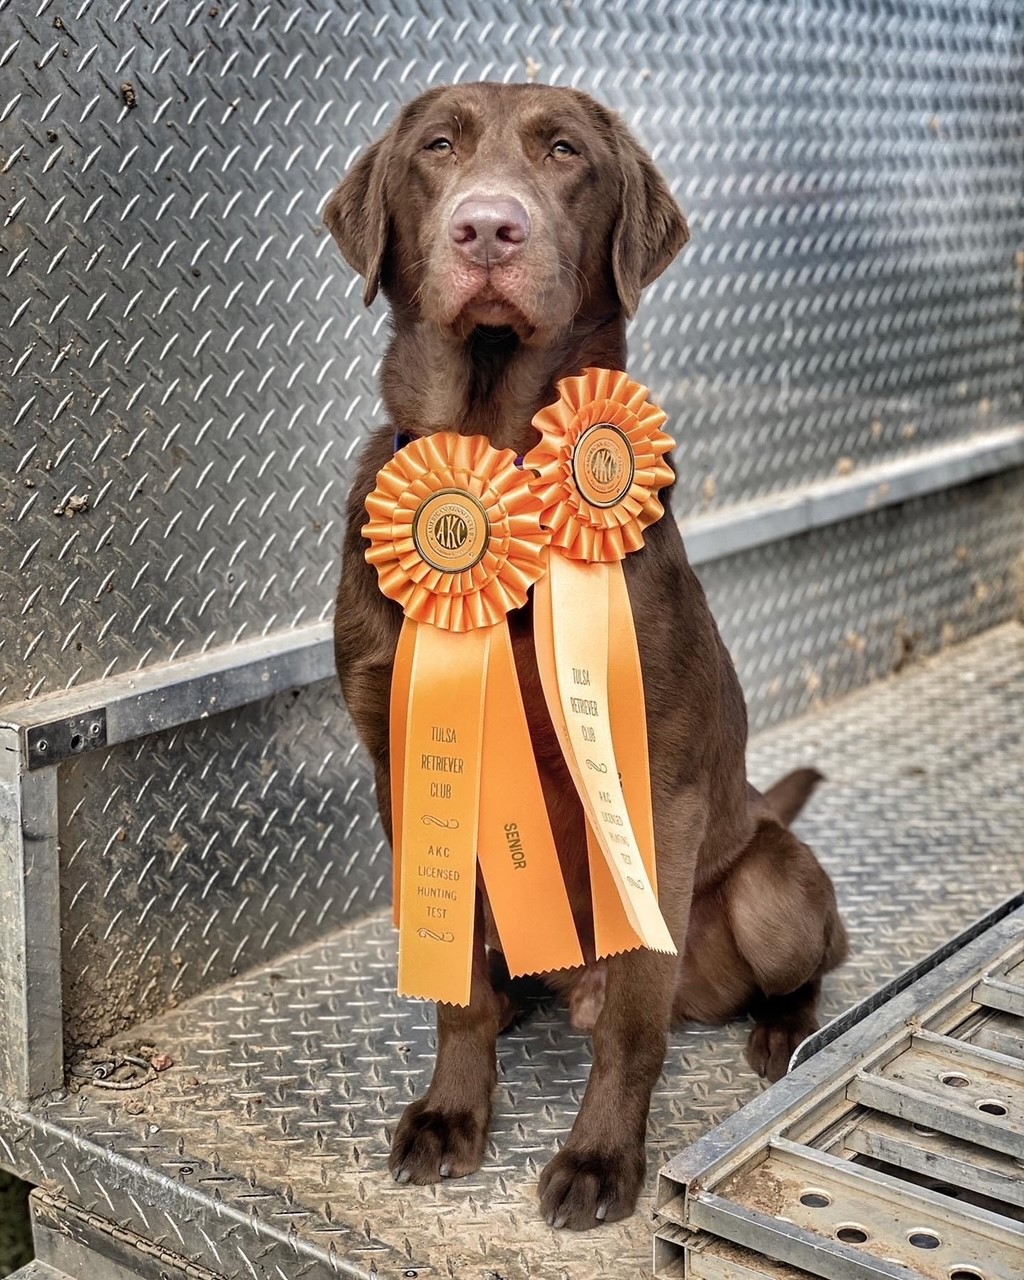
[{"x1": 2, "y1": 0, "x2": 1022, "y2": 700}]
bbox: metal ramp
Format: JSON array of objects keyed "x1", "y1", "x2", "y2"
[
  {"x1": 1, "y1": 623, "x2": 1021, "y2": 1279},
  {"x1": 655, "y1": 901, "x2": 1024, "y2": 1280}
]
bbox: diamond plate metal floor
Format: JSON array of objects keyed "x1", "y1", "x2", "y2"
[{"x1": 6, "y1": 624, "x2": 1024, "y2": 1280}]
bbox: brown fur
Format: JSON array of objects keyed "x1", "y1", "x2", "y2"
[{"x1": 324, "y1": 82, "x2": 847, "y2": 1230}]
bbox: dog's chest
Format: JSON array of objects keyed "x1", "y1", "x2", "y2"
[{"x1": 507, "y1": 607, "x2": 562, "y2": 763}]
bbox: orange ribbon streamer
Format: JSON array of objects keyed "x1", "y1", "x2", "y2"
[
  {"x1": 364, "y1": 434, "x2": 583, "y2": 1005},
  {"x1": 477, "y1": 623, "x2": 586, "y2": 978},
  {"x1": 397, "y1": 622, "x2": 488, "y2": 1003},
  {"x1": 525, "y1": 368, "x2": 677, "y2": 959}
]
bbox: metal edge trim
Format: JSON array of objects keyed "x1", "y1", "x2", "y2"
[
  {"x1": 974, "y1": 975, "x2": 1024, "y2": 1017},
  {"x1": 681, "y1": 424, "x2": 1024, "y2": 566},
  {"x1": 1, "y1": 621, "x2": 335, "y2": 769},
  {"x1": 0, "y1": 730, "x2": 63, "y2": 1102}
]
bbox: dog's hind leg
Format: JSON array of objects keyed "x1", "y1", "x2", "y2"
[
  {"x1": 486, "y1": 946, "x2": 554, "y2": 1033},
  {"x1": 388, "y1": 898, "x2": 501, "y2": 1184},
  {"x1": 745, "y1": 979, "x2": 824, "y2": 1082},
  {"x1": 725, "y1": 821, "x2": 847, "y2": 1082}
]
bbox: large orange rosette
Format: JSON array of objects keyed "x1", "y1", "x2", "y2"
[
  {"x1": 524, "y1": 368, "x2": 677, "y2": 960},
  {"x1": 364, "y1": 433, "x2": 583, "y2": 1005}
]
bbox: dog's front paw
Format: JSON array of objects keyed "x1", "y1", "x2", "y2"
[
  {"x1": 389, "y1": 1097, "x2": 489, "y2": 1184},
  {"x1": 539, "y1": 1144, "x2": 645, "y2": 1229}
]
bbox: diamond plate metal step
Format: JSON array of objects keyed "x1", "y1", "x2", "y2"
[{"x1": 0, "y1": 623, "x2": 1022, "y2": 1280}]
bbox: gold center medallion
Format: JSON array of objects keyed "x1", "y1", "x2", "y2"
[
  {"x1": 413, "y1": 489, "x2": 491, "y2": 573},
  {"x1": 572, "y1": 423, "x2": 635, "y2": 508}
]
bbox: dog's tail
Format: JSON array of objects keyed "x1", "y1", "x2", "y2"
[{"x1": 764, "y1": 767, "x2": 825, "y2": 827}]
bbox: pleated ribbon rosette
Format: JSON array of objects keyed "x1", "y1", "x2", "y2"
[
  {"x1": 364, "y1": 433, "x2": 584, "y2": 1005},
  {"x1": 524, "y1": 368, "x2": 677, "y2": 959}
]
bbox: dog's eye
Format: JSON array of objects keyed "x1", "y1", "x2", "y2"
[
  {"x1": 550, "y1": 139, "x2": 578, "y2": 158},
  {"x1": 426, "y1": 137, "x2": 454, "y2": 155}
]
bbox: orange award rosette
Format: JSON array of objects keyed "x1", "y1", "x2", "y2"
[
  {"x1": 525, "y1": 368, "x2": 677, "y2": 959},
  {"x1": 364, "y1": 433, "x2": 584, "y2": 1005}
]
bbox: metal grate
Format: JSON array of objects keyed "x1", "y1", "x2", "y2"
[{"x1": 656, "y1": 907, "x2": 1024, "y2": 1280}]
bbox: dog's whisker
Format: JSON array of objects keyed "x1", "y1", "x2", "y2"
[{"x1": 556, "y1": 251, "x2": 589, "y2": 313}]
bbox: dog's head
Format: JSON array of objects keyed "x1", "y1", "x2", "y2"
[{"x1": 324, "y1": 83, "x2": 689, "y2": 345}]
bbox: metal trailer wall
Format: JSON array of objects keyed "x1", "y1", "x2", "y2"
[{"x1": 1, "y1": 1, "x2": 1023, "y2": 1079}]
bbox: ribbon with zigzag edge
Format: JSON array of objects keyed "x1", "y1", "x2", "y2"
[
  {"x1": 364, "y1": 432, "x2": 584, "y2": 1006},
  {"x1": 525, "y1": 367, "x2": 677, "y2": 959}
]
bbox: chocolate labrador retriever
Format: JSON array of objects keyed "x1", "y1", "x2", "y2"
[{"x1": 324, "y1": 82, "x2": 847, "y2": 1229}]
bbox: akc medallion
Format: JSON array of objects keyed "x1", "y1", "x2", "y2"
[
  {"x1": 527, "y1": 366, "x2": 674, "y2": 562},
  {"x1": 412, "y1": 489, "x2": 490, "y2": 573},
  {"x1": 572, "y1": 423, "x2": 635, "y2": 508}
]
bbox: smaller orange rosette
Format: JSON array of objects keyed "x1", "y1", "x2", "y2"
[
  {"x1": 525, "y1": 369, "x2": 677, "y2": 961},
  {"x1": 364, "y1": 433, "x2": 583, "y2": 1007},
  {"x1": 525, "y1": 366, "x2": 675, "y2": 562}
]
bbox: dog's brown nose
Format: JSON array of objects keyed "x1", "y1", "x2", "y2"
[{"x1": 449, "y1": 196, "x2": 530, "y2": 266}]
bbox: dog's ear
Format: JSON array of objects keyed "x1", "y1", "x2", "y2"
[
  {"x1": 610, "y1": 122, "x2": 690, "y2": 318},
  {"x1": 323, "y1": 134, "x2": 392, "y2": 306}
]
